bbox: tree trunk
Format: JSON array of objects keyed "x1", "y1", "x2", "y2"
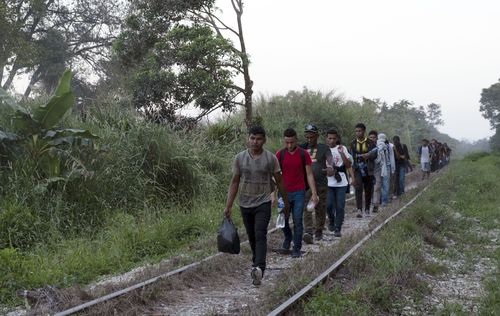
[
  {"x1": 23, "y1": 66, "x2": 43, "y2": 98},
  {"x1": 2, "y1": 62, "x2": 20, "y2": 90},
  {"x1": 233, "y1": 0, "x2": 253, "y2": 128}
]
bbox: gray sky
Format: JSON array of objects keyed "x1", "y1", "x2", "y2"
[{"x1": 217, "y1": 0, "x2": 500, "y2": 141}]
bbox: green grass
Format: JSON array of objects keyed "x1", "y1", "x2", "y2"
[
  {"x1": 304, "y1": 153, "x2": 500, "y2": 315},
  {"x1": 0, "y1": 91, "x2": 493, "y2": 308}
]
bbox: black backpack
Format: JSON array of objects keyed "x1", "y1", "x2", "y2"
[{"x1": 278, "y1": 147, "x2": 309, "y2": 190}]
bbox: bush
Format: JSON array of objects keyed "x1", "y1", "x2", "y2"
[{"x1": 0, "y1": 200, "x2": 48, "y2": 249}]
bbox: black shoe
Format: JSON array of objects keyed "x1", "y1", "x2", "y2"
[
  {"x1": 334, "y1": 231, "x2": 342, "y2": 237},
  {"x1": 328, "y1": 225, "x2": 335, "y2": 232},
  {"x1": 282, "y1": 239, "x2": 291, "y2": 250},
  {"x1": 373, "y1": 206, "x2": 379, "y2": 213},
  {"x1": 356, "y1": 209, "x2": 363, "y2": 218},
  {"x1": 315, "y1": 231, "x2": 323, "y2": 241},
  {"x1": 251, "y1": 267, "x2": 262, "y2": 286},
  {"x1": 291, "y1": 250, "x2": 301, "y2": 258},
  {"x1": 303, "y1": 233, "x2": 314, "y2": 244}
]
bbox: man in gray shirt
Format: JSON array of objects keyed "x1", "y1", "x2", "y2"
[{"x1": 224, "y1": 126, "x2": 289, "y2": 286}]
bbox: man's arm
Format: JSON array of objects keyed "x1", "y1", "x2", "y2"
[
  {"x1": 305, "y1": 165, "x2": 319, "y2": 204},
  {"x1": 324, "y1": 148, "x2": 335, "y2": 176},
  {"x1": 273, "y1": 172, "x2": 290, "y2": 217},
  {"x1": 338, "y1": 145, "x2": 352, "y2": 168},
  {"x1": 224, "y1": 173, "x2": 240, "y2": 219}
]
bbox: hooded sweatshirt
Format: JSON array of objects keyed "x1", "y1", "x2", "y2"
[{"x1": 375, "y1": 133, "x2": 389, "y2": 178}]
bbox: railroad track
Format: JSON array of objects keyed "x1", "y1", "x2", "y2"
[
  {"x1": 52, "y1": 173, "x2": 427, "y2": 315},
  {"x1": 267, "y1": 177, "x2": 437, "y2": 315},
  {"x1": 52, "y1": 196, "x2": 355, "y2": 316}
]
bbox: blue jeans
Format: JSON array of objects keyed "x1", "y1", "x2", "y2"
[
  {"x1": 326, "y1": 186, "x2": 346, "y2": 232},
  {"x1": 381, "y1": 175, "x2": 390, "y2": 205},
  {"x1": 396, "y1": 165, "x2": 406, "y2": 196},
  {"x1": 282, "y1": 190, "x2": 305, "y2": 252}
]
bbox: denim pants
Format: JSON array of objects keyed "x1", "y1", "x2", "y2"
[
  {"x1": 282, "y1": 190, "x2": 305, "y2": 252},
  {"x1": 396, "y1": 164, "x2": 406, "y2": 196},
  {"x1": 381, "y1": 174, "x2": 390, "y2": 205},
  {"x1": 240, "y1": 202, "x2": 272, "y2": 273},
  {"x1": 326, "y1": 186, "x2": 347, "y2": 232}
]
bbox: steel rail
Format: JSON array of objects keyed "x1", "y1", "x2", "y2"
[
  {"x1": 267, "y1": 179, "x2": 437, "y2": 316},
  {"x1": 54, "y1": 195, "x2": 356, "y2": 316}
]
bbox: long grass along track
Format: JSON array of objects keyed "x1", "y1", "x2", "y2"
[{"x1": 51, "y1": 172, "x2": 429, "y2": 315}]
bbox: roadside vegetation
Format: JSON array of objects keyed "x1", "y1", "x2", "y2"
[
  {"x1": 0, "y1": 80, "x2": 466, "y2": 307},
  {"x1": 303, "y1": 152, "x2": 500, "y2": 315}
]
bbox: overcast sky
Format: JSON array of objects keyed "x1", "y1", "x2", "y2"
[{"x1": 216, "y1": 0, "x2": 500, "y2": 141}]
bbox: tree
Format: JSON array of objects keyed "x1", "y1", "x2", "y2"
[
  {"x1": 426, "y1": 103, "x2": 444, "y2": 126},
  {"x1": 188, "y1": 0, "x2": 254, "y2": 126},
  {"x1": 0, "y1": 0, "x2": 123, "y2": 97},
  {"x1": 115, "y1": 0, "x2": 254, "y2": 126},
  {"x1": 480, "y1": 79, "x2": 500, "y2": 128}
]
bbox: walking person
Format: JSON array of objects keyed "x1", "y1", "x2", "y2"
[
  {"x1": 393, "y1": 136, "x2": 410, "y2": 196},
  {"x1": 301, "y1": 124, "x2": 334, "y2": 243},
  {"x1": 325, "y1": 129, "x2": 354, "y2": 237},
  {"x1": 430, "y1": 139, "x2": 440, "y2": 172},
  {"x1": 370, "y1": 132, "x2": 390, "y2": 211},
  {"x1": 385, "y1": 139, "x2": 396, "y2": 203},
  {"x1": 418, "y1": 139, "x2": 432, "y2": 180},
  {"x1": 276, "y1": 128, "x2": 318, "y2": 258},
  {"x1": 349, "y1": 123, "x2": 377, "y2": 218},
  {"x1": 224, "y1": 126, "x2": 289, "y2": 286}
]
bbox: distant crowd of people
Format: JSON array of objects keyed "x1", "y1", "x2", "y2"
[{"x1": 223, "y1": 124, "x2": 451, "y2": 286}]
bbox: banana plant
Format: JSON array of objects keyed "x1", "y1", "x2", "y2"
[{"x1": 0, "y1": 69, "x2": 98, "y2": 178}]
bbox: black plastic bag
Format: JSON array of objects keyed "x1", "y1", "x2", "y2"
[{"x1": 217, "y1": 217, "x2": 240, "y2": 254}]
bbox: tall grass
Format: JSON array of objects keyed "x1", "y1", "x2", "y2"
[
  {"x1": 304, "y1": 153, "x2": 500, "y2": 315},
  {"x1": 0, "y1": 89, "x2": 466, "y2": 306}
]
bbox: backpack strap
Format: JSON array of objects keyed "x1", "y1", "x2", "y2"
[{"x1": 278, "y1": 148, "x2": 286, "y2": 170}]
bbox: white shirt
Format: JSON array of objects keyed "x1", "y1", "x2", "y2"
[
  {"x1": 327, "y1": 145, "x2": 353, "y2": 187},
  {"x1": 421, "y1": 146, "x2": 430, "y2": 163}
]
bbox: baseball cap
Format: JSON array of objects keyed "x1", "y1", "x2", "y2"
[{"x1": 304, "y1": 124, "x2": 318, "y2": 133}]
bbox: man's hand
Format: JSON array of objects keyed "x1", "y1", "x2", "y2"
[
  {"x1": 270, "y1": 193, "x2": 276, "y2": 208},
  {"x1": 351, "y1": 179, "x2": 357, "y2": 187},
  {"x1": 311, "y1": 194, "x2": 319, "y2": 205},
  {"x1": 283, "y1": 202, "x2": 290, "y2": 218},
  {"x1": 224, "y1": 207, "x2": 232, "y2": 219},
  {"x1": 323, "y1": 166, "x2": 335, "y2": 177}
]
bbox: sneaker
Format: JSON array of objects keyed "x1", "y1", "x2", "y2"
[
  {"x1": 282, "y1": 239, "x2": 291, "y2": 250},
  {"x1": 334, "y1": 231, "x2": 342, "y2": 237},
  {"x1": 328, "y1": 224, "x2": 335, "y2": 232},
  {"x1": 356, "y1": 209, "x2": 363, "y2": 218},
  {"x1": 303, "y1": 233, "x2": 314, "y2": 244},
  {"x1": 314, "y1": 231, "x2": 323, "y2": 241},
  {"x1": 373, "y1": 206, "x2": 379, "y2": 213},
  {"x1": 251, "y1": 267, "x2": 262, "y2": 286},
  {"x1": 291, "y1": 250, "x2": 301, "y2": 258}
]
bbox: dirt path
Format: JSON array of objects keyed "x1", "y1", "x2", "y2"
[{"x1": 144, "y1": 174, "x2": 423, "y2": 316}]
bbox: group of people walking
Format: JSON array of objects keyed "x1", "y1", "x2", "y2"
[
  {"x1": 223, "y1": 124, "x2": 449, "y2": 286},
  {"x1": 418, "y1": 138, "x2": 452, "y2": 180}
]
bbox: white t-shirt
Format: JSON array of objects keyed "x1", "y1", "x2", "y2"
[
  {"x1": 420, "y1": 146, "x2": 430, "y2": 163},
  {"x1": 327, "y1": 146, "x2": 353, "y2": 187}
]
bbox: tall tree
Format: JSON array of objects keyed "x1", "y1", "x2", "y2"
[
  {"x1": 0, "y1": 0, "x2": 123, "y2": 96},
  {"x1": 480, "y1": 79, "x2": 500, "y2": 128},
  {"x1": 426, "y1": 103, "x2": 444, "y2": 126},
  {"x1": 114, "y1": 0, "x2": 251, "y2": 125},
  {"x1": 188, "y1": 0, "x2": 254, "y2": 126}
]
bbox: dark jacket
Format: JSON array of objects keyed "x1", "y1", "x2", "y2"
[
  {"x1": 349, "y1": 138, "x2": 377, "y2": 176},
  {"x1": 394, "y1": 143, "x2": 410, "y2": 166},
  {"x1": 300, "y1": 142, "x2": 332, "y2": 188}
]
